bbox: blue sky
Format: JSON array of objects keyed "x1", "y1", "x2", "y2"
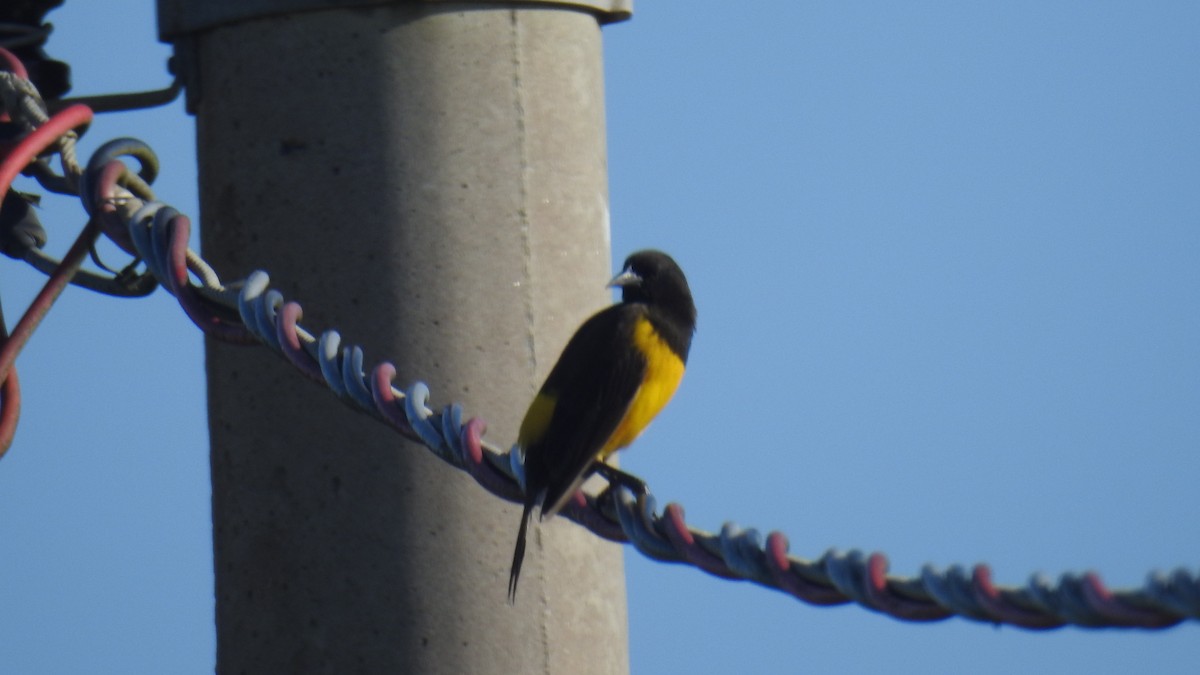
[{"x1": 2, "y1": 2, "x2": 1197, "y2": 673}]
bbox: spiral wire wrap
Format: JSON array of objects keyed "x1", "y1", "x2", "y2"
[{"x1": 0, "y1": 47, "x2": 1196, "y2": 630}]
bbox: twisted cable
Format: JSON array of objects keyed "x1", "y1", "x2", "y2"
[{"x1": 1, "y1": 47, "x2": 1197, "y2": 630}]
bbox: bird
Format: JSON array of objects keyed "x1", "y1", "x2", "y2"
[{"x1": 508, "y1": 249, "x2": 697, "y2": 602}]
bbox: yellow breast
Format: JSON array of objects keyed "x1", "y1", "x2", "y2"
[{"x1": 599, "y1": 316, "x2": 686, "y2": 459}]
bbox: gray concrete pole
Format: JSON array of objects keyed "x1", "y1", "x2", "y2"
[{"x1": 159, "y1": 3, "x2": 631, "y2": 672}]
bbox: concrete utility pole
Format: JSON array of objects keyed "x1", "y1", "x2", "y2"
[{"x1": 158, "y1": 1, "x2": 633, "y2": 672}]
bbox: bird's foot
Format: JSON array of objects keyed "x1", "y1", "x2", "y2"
[{"x1": 593, "y1": 463, "x2": 648, "y2": 501}]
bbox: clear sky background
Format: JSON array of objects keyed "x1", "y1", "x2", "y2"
[{"x1": 1, "y1": 2, "x2": 1197, "y2": 673}]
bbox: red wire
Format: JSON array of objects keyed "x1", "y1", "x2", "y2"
[
  {"x1": 0, "y1": 103, "x2": 93, "y2": 195},
  {"x1": 0, "y1": 99, "x2": 96, "y2": 457},
  {"x1": 0, "y1": 47, "x2": 29, "y2": 79},
  {"x1": 0, "y1": 362, "x2": 18, "y2": 459},
  {"x1": 0, "y1": 218, "x2": 101, "y2": 391},
  {"x1": 0, "y1": 47, "x2": 30, "y2": 125}
]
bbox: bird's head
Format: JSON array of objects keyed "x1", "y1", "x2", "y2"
[{"x1": 608, "y1": 249, "x2": 697, "y2": 330}]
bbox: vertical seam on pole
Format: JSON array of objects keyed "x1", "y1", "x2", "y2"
[
  {"x1": 512, "y1": 9, "x2": 537, "y2": 385},
  {"x1": 508, "y1": 9, "x2": 552, "y2": 672}
]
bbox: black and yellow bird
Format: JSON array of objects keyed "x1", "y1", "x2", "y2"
[{"x1": 508, "y1": 249, "x2": 696, "y2": 601}]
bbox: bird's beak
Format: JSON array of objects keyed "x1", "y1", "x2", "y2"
[{"x1": 606, "y1": 269, "x2": 641, "y2": 289}]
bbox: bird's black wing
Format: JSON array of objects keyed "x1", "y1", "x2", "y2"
[{"x1": 522, "y1": 303, "x2": 647, "y2": 517}]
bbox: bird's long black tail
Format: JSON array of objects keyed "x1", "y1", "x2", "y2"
[{"x1": 508, "y1": 500, "x2": 534, "y2": 603}]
